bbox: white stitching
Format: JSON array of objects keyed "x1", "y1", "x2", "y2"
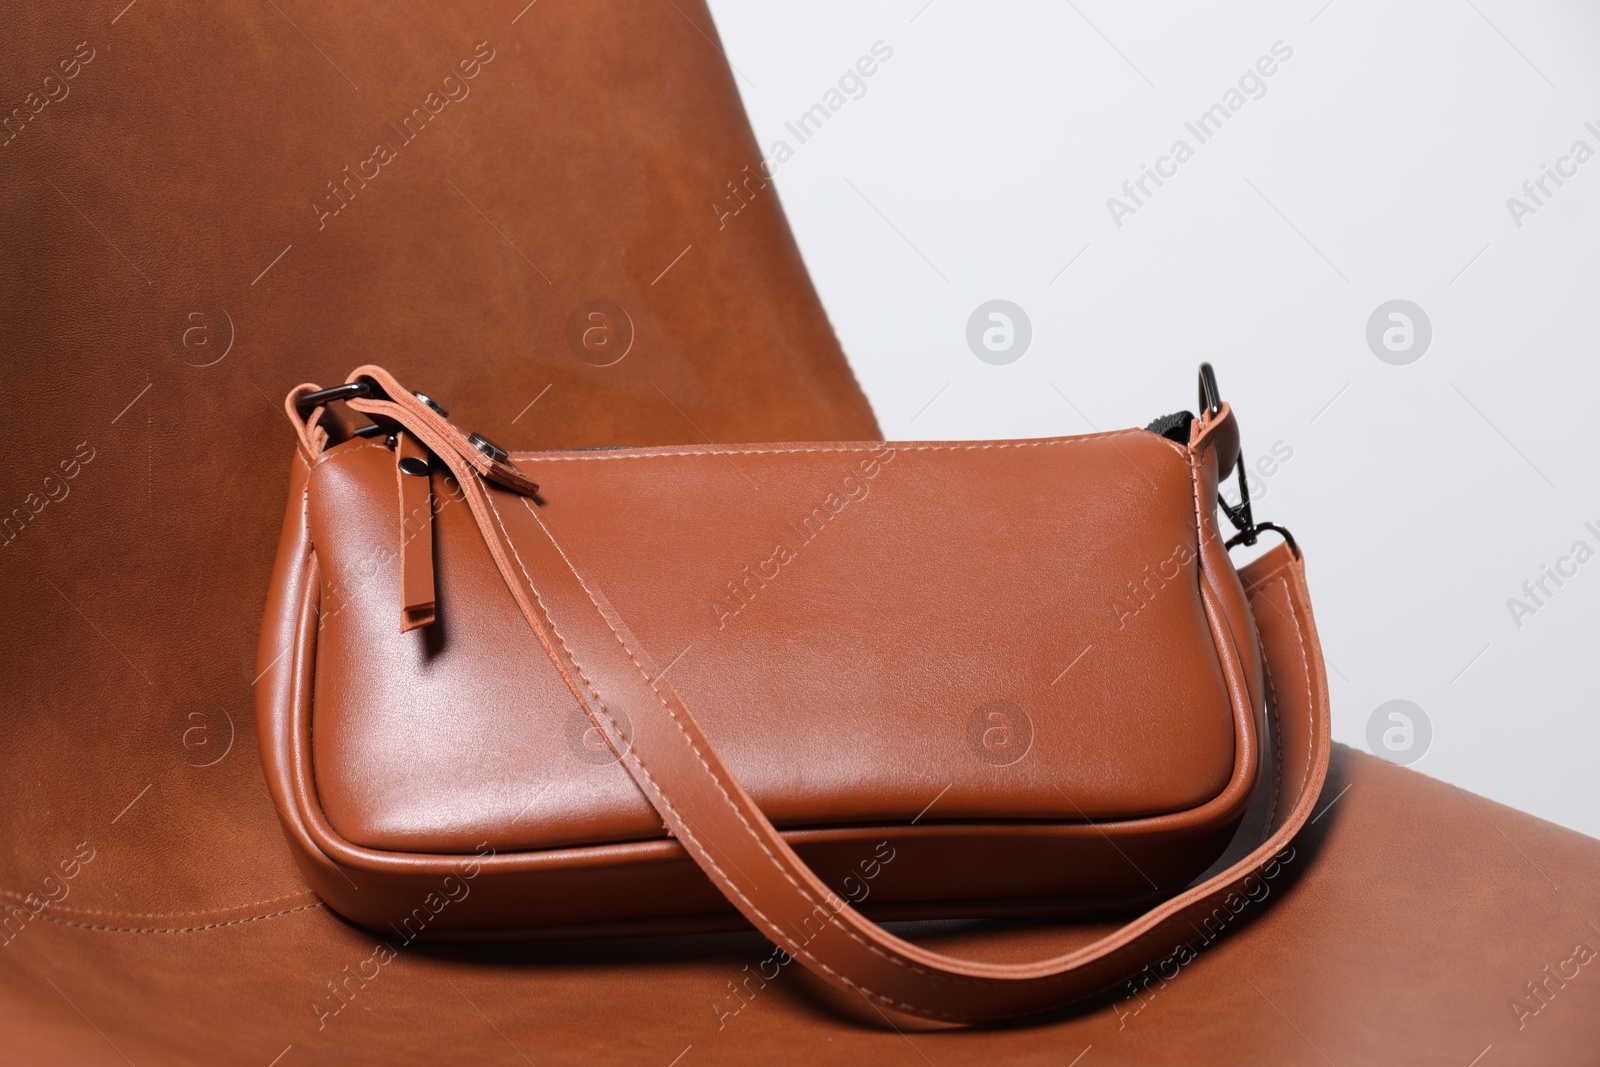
[
  {"x1": 23, "y1": 900, "x2": 324, "y2": 935},
  {"x1": 0, "y1": 888, "x2": 315, "y2": 921},
  {"x1": 506, "y1": 431, "x2": 1160, "y2": 462},
  {"x1": 1268, "y1": 571, "x2": 1317, "y2": 806}
]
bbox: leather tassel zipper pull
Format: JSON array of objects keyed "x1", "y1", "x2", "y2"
[{"x1": 395, "y1": 430, "x2": 437, "y2": 632}]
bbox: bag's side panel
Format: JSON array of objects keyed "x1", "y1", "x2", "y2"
[{"x1": 256, "y1": 448, "x2": 352, "y2": 905}]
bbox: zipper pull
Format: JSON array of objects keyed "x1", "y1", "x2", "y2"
[{"x1": 395, "y1": 430, "x2": 436, "y2": 632}]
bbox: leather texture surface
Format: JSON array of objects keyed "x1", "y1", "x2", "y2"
[
  {"x1": 3, "y1": 747, "x2": 1598, "y2": 1064},
  {"x1": 304, "y1": 429, "x2": 1242, "y2": 849},
  {"x1": 4, "y1": 0, "x2": 1599, "y2": 1060}
]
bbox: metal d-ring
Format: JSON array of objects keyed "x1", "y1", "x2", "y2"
[
  {"x1": 295, "y1": 381, "x2": 379, "y2": 414},
  {"x1": 296, "y1": 379, "x2": 399, "y2": 440},
  {"x1": 1227, "y1": 520, "x2": 1299, "y2": 558}
]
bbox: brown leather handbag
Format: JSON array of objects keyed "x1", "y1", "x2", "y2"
[{"x1": 257, "y1": 363, "x2": 1330, "y2": 1024}]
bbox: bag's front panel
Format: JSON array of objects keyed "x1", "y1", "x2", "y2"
[
  {"x1": 305, "y1": 443, "x2": 648, "y2": 853},
  {"x1": 307, "y1": 430, "x2": 1242, "y2": 856}
]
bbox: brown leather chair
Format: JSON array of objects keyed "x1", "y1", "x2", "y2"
[{"x1": 3, "y1": 4, "x2": 1596, "y2": 1062}]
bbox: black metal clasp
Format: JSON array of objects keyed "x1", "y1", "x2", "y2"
[
  {"x1": 294, "y1": 381, "x2": 388, "y2": 438},
  {"x1": 294, "y1": 379, "x2": 513, "y2": 461},
  {"x1": 1201, "y1": 363, "x2": 1297, "y2": 555},
  {"x1": 296, "y1": 381, "x2": 384, "y2": 413}
]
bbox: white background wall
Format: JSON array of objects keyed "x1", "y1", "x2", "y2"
[{"x1": 708, "y1": 0, "x2": 1600, "y2": 838}]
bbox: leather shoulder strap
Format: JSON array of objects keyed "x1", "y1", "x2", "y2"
[{"x1": 339, "y1": 383, "x2": 1331, "y2": 1025}]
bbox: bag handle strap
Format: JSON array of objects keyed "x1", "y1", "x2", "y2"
[{"x1": 330, "y1": 365, "x2": 1331, "y2": 1024}]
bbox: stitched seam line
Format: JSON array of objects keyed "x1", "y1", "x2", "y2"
[
  {"x1": 0, "y1": 888, "x2": 315, "y2": 921},
  {"x1": 309, "y1": 439, "x2": 388, "y2": 470},
  {"x1": 1196, "y1": 437, "x2": 1283, "y2": 832},
  {"x1": 1272, "y1": 576, "x2": 1317, "y2": 806},
  {"x1": 1187, "y1": 440, "x2": 1256, "y2": 816},
  {"x1": 1, "y1": 450, "x2": 334, "y2": 930},
  {"x1": 20, "y1": 901, "x2": 325, "y2": 935},
  {"x1": 507, "y1": 432, "x2": 1155, "y2": 462}
]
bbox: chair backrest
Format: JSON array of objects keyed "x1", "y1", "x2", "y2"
[{"x1": 0, "y1": 0, "x2": 878, "y2": 925}]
